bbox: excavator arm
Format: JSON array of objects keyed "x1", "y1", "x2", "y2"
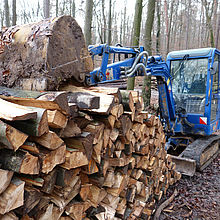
[{"x1": 86, "y1": 44, "x2": 220, "y2": 176}]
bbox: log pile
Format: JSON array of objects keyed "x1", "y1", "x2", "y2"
[{"x1": 0, "y1": 86, "x2": 181, "y2": 219}]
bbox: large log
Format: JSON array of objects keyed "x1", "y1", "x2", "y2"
[{"x1": 0, "y1": 16, "x2": 93, "y2": 90}]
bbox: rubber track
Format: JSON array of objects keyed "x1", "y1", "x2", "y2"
[{"x1": 180, "y1": 135, "x2": 220, "y2": 170}]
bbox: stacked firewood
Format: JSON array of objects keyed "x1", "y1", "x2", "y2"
[{"x1": 0, "y1": 85, "x2": 181, "y2": 220}]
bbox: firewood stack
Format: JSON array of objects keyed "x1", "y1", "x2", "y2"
[{"x1": 0, "y1": 85, "x2": 181, "y2": 220}]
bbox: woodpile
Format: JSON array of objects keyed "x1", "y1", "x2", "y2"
[{"x1": 0, "y1": 85, "x2": 181, "y2": 219}]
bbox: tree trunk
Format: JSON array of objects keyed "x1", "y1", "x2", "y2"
[
  {"x1": 215, "y1": 14, "x2": 220, "y2": 48},
  {"x1": 102, "y1": 0, "x2": 107, "y2": 43},
  {"x1": 4, "y1": 0, "x2": 10, "y2": 27},
  {"x1": 143, "y1": 0, "x2": 156, "y2": 108},
  {"x1": 0, "y1": 16, "x2": 93, "y2": 90},
  {"x1": 202, "y1": 0, "x2": 215, "y2": 47},
  {"x1": 156, "y1": 0, "x2": 161, "y2": 54},
  {"x1": 84, "y1": 0, "x2": 93, "y2": 46},
  {"x1": 43, "y1": 0, "x2": 50, "y2": 19},
  {"x1": 56, "y1": 0, "x2": 59, "y2": 17},
  {"x1": 107, "y1": 0, "x2": 112, "y2": 45},
  {"x1": 127, "y1": 0, "x2": 143, "y2": 90},
  {"x1": 12, "y1": 0, "x2": 16, "y2": 26},
  {"x1": 167, "y1": 0, "x2": 174, "y2": 53},
  {"x1": 72, "y1": 0, "x2": 76, "y2": 18}
]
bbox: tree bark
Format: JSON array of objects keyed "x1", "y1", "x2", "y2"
[
  {"x1": 107, "y1": 0, "x2": 112, "y2": 45},
  {"x1": 0, "y1": 16, "x2": 93, "y2": 90},
  {"x1": 127, "y1": 0, "x2": 143, "y2": 90},
  {"x1": 143, "y1": 0, "x2": 156, "y2": 108},
  {"x1": 84, "y1": 0, "x2": 93, "y2": 46},
  {"x1": 43, "y1": 0, "x2": 50, "y2": 19},
  {"x1": 56, "y1": 0, "x2": 59, "y2": 17},
  {"x1": 72, "y1": 0, "x2": 75, "y2": 18},
  {"x1": 4, "y1": 0, "x2": 10, "y2": 27},
  {"x1": 12, "y1": 0, "x2": 16, "y2": 26},
  {"x1": 156, "y1": 0, "x2": 161, "y2": 54},
  {"x1": 202, "y1": 0, "x2": 215, "y2": 47}
]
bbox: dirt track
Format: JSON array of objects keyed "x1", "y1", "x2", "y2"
[{"x1": 158, "y1": 154, "x2": 220, "y2": 220}]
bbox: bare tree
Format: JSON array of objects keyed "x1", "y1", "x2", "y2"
[
  {"x1": 143, "y1": 0, "x2": 155, "y2": 108},
  {"x1": 56, "y1": 0, "x2": 59, "y2": 17},
  {"x1": 216, "y1": 14, "x2": 220, "y2": 48},
  {"x1": 84, "y1": 0, "x2": 93, "y2": 46},
  {"x1": 102, "y1": 0, "x2": 107, "y2": 43},
  {"x1": 4, "y1": 0, "x2": 10, "y2": 27},
  {"x1": 107, "y1": 0, "x2": 112, "y2": 45},
  {"x1": 12, "y1": 0, "x2": 16, "y2": 26},
  {"x1": 202, "y1": 0, "x2": 215, "y2": 47},
  {"x1": 156, "y1": 0, "x2": 161, "y2": 54},
  {"x1": 43, "y1": 0, "x2": 50, "y2": 18},
  {"x1": 127, "y1": 0, "x2": 143, "y2": 90},
  {"x1": 72, "y1": 0, "x2": 76, "y2": 18}
]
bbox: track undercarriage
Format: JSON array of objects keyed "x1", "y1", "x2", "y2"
[{"x1": 167, "y1": 135, "x2": 220, "y2": 176}]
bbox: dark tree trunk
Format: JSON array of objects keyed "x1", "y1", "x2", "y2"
[
  {"x1": 44, "y1": 0, "x2": 50, "y2": 19},
  {"x1": 84, "y1": 0, "x2": 93, "y2": 46},
  {"x1": 12, "y1": 0, "x2": 17, "y2": 26},
  {"x1": 127, "y1": 0, "x2": 143, "y2": 90},
  {"x1": 156, "y1": 0, "x2": 161, "y2": 54},
  {"x1": 4, "y1": 0, "x2": 10, "y2": 27},
  {"x1": 143, "y1": 0, "x2": 156, "y2": 109},
  {"x1": 107, "y1": 0, "x2": 112, "y2": 45}
]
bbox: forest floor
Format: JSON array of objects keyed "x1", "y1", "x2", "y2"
[
  {"x1": 157, "y1": 154, "x2": 220, "y2": 220},
  {"x1": 149, "y1": 89, "x2": 220, "y2": 220}
]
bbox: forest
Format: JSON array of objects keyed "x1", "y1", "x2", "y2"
[{"x1": 0, "y1": 0, "x2": 219, "y2": 58}]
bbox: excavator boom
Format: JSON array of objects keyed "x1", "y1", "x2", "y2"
[{"x1": 87, "y1": 44, "x2": 220, "y2": 176}]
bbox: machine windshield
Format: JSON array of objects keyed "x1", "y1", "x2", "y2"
[{"x1": 171, "y1": 58, "x2": 208, "y2": 114}]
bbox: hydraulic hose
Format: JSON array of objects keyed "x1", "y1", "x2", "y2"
[
  {"x1": 121, "y1": 51, "x2": 149, "y2": 77},
  {"x1": 121, "y1": 63, "x2": 151, "y2": 78}
]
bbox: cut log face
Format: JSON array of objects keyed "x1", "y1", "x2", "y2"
[
  {"x1": 9, "y1": 107, "x2": 49, "y2": 137},
  {"x1": 47, "y1": 110, "x2": 67, "y2": 129},
  {"x1": 61, "y1": 148, "x2": 89, "y2": 170},
  {"x1": 0, "y1": 177, "x2": 25, "y2": 215},
  {"x1": 67, "y1": 92, "x2": 100, "y2": 109},
  {"x1": 0, "y1": 169, "x2": 14, "y2": 194},
  {"x1": 0, "y1": 120, "x2": 28, "y2": 151},
  {"x1": 0, "y1": 87, "x2": 70, "y2": 114},
  {"x1": 40, "y1": 144, "x2": 66, "y2": 174},
  {"x1": 31, "y1": 131, "x2": 64, "y2": 150},
  {"x1": 0, "y1": 98, "x2": 37, "y2": 121},
  {"x1": 0, "y1": 16, "x2": 93, "y2": 90},
  {"x1": 0, "y1": 149, "x2": 40, "y2": 175}
]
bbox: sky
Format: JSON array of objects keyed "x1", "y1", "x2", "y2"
[{"x1": 2, "y1": 0, "x2": 136, "y2": 29}]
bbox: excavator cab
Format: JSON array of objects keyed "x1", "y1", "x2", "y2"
[
  {"x1": 165, "y1": 48, "x2": 220, "y2": 174},
  {"x1": 167, "y1": 48, "x2": 220, "y2": 136}
]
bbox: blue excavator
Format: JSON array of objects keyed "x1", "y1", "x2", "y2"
[{"x1": 85, "y1": 44, "x2": 220, "y2": 176}]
